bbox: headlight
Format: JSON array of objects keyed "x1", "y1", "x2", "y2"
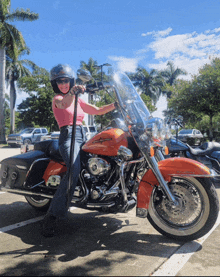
[
  {"x1": 152, "y1": 123, "x2": 159, "y2": 139},
  {"x1": 17, "y1": 136, "x2": 22, "y2": 140}
]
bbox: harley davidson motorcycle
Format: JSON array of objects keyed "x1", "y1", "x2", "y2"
[
  {"x1": 0, "y1": 71, "x2": 219, "y2": 241},
  {"x1": 166, "y1": 116, "x2": 220, "y2": 179}
]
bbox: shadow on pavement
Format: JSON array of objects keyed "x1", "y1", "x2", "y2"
[{"x1": 0, "y1": 207, "x2": 202, "y2": 276}]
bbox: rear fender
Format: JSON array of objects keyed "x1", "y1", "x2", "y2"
[{"x1": 137, "y1": 157, "x2": 211, "y2": 210}]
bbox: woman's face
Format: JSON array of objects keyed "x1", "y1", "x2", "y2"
[{"x1": 56, "y1": 78, "x2": 70, "y2": 94}]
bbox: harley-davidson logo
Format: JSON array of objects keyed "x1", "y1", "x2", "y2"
[{"x1": 92, "y1": 138, "x2": 112, "y2": 144}]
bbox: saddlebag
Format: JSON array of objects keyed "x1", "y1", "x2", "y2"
[{"x1": 0, "y1": 150, "x2": 48, "y2": 189}]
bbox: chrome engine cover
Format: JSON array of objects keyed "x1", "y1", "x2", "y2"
[
  {"x1": 87, "y1": 158, "x2": 111, "y2": 176},
  {"x1": 46, "y1": 175, "x2": 61, "y2": 187}
]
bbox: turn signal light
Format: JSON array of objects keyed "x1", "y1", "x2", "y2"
[
  {"x1": 164, "y1": 146, "x2": 169, "y2": 155},
  {"x1": 150, "y1": 146, "x2": 155, "y2": 157}
]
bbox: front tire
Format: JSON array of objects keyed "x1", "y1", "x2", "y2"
[
  {"x1": 25, "y1": 196, "x2": 51, "y2": 211},
  {"x1": 23, "y1": 139, "x2": 32, "y2": 145},
  {"x1": 147, "y1": 177, "x2": 219, "y2": 241}
]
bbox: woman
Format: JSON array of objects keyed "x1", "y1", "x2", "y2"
[{"x1": 42, "y1": 64, "x2": 116, "y2": 237}]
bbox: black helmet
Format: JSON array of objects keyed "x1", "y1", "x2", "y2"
[
  {"x1": 50, "y1": 64, "x2": 74, "y2": 81},
  {"x1": 50, "y1": 64, "x2": 75, "y2": 94}
]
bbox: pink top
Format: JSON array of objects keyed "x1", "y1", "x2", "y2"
[{"x1": 52, "y1": 96, "x2": 87, "y2": 128}]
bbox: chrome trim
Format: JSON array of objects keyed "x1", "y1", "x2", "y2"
[
  {"x1": 86, "y1": 202, "x2": 115, "y2": 208},
  {"x1": 149, "y1": 156, "x2": 177, "y2": 203},
  {"x1": 169, "y1": 174, "x2": 218, "y2": 178},
  {"x1": 23, "y1": 158, "x2": 50, "y2": 186},
  {"x1": 136, "y1": 207, "x2": 148, "y2": 218},
  {"x1": 16, "y1": 165, "x2": 27, "y2": 170},
  {"x1": 1, "y1": 187, "x2": 54, "y2": 199}
]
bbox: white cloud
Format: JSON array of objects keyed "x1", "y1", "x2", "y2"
[
  {"x1": 108, "y1": 56, "x2": 140, "y2": 73},
  {"x1": 141, "y1": 27, "x2": 173, "y2": 38},
  {"x1": 144, "y1": 28, "x2": 220, "y2": 77}
]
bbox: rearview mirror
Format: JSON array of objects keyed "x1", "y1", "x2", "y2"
[{"x1": 77, "y1": 69, "x2": 92, "y2": 83}]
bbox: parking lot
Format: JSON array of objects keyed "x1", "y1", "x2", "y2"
[{"x1": 0, "y1": 147, "x2": 220, "y2": 276}]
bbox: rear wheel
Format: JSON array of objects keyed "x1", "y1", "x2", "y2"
[
  {"x1": 147, "y1": 177, "x2": 219, "y2": 241},
  {"x1": 25, "y1": 196, "x2": 51, "y2": 211}
]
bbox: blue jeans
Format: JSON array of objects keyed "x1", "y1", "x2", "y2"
[{"x1": 47, "y1": 125, "x2": 85, "y2": 218}]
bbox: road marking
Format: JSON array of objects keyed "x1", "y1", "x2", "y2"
[
  {"x1": 151, "y1": 213, "x2": 220, "y2": 276},
  {"x1": 0, "y1": 207, "x2": 77, "y2": 234},
  {"x1": 0, "y1": 192, "x2": 5, "y2": 194},
  {"x1": 0, "y1": 216, "x2": 44, "y2": 233}
]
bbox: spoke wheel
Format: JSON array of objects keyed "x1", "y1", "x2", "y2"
[{"x1": 148, "y1": 177, "x2": 219, "y2": 241}]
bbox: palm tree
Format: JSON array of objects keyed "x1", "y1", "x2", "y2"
[
  {"x1": 160, "y1": 61, "x2": 187, "y2": 98},
  {"x1": 129, "y1": 67, "x2": 165, "y2": 105},
  {"x1": 0, "y1": 0, "x2": 38, "y2": 143},
  {"x1": 6, "y1": 47, "x2": 38, "y2": 133},
  {"x1": 80, "y1": 57, "x2": 99, "y2": 77},
  {"x1": 79, "y1": 58, "x2": 100, "y2": 125}
]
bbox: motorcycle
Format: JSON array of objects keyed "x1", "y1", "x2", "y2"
[
  {"x1": 0, "y1": 71, "x2": 219, "y2": 241},
  {"x1": 166, "y1": 117, "x2": 220, "y2": 178}
]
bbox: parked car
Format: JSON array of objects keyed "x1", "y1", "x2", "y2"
[
  {"x1": 40, "y1": 126, "x2": 97, "y2": 142},
  {"x1": 83, "y1": 125, "x2": 97, "y2": 140},
  {"x1": 178, "y1": 129, "x2": 203, "y2": 145},
  {"x1": 7, "y1": 127, "x2": 48, "y2": 147},
  {"x1": 40, "y1": 131, "x2": 60, "y2": 141}
]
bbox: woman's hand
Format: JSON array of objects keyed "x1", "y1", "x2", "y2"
[{"x1": 70, "y1": 85, "x2": 86, "y2": 95}]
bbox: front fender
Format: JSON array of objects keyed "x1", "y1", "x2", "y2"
[{"x1": 137, "y1": 157, "x2": 211, "y2": 210}]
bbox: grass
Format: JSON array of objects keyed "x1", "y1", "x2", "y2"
[{"x1": 0, "y1": 144, "x2": 9, "y2": 148}]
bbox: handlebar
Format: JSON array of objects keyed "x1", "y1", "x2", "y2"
[{"x1": 86, "y1": 81, "x2": 104, "y2": 93}]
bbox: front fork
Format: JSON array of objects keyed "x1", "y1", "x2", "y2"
[
  {"x1": 119, "y1": 149, "x2": 177, "y2": 206},
  {"x1": 148, "y1": 153, "x2": 177, "y2": 204}
]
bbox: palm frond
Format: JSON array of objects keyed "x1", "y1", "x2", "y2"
[{"x1": 6, "y1": 8, "x2": 39, "y2": 22}]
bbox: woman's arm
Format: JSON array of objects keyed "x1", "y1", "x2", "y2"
[
  {"x1": 54, "y1": 85, "x2": 86, "y2": 109},
  {"x1": 54, "y1": 94, "x2": 75, "y2": 109},
  {"x1": 81, "y1": 102, "x2": 116, "y2": 115}
]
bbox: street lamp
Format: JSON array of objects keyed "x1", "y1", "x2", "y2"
[{"x1": 94, "y1": 63, "x2": 112, "y2": 82}]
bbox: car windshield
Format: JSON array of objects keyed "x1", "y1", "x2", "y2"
[
  {"x1": 20, "y1": 128, "x2": 34, "y2": 134},
  {"x1": 89, "y1": 127, "x2": 96, "y2": 132},
  {"x1": 179, "y1": 129, "x2": 193, "y2": 135}
]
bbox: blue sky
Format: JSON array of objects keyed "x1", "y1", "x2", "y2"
[{"x1": 10, "y1": 0, "x2": 220, "y2": 117}]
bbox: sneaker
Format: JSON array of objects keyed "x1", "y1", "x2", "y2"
[{"x1": 41, "y1": 214, "x2": 57, "y2": 237}]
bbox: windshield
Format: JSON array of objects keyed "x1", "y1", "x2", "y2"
[
  {"x1": 179, "y1": 129, "x2": 193, "y2": 135},
  {"x1": 20, "y1": 128, "x2": 34, "y2": 134},
  {"x1": 112, "y1": 72, "x2": 151, "y2": 131}
]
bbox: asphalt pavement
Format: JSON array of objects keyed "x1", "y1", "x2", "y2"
[{"x1": 0, "y1": 147, "x2": 220, "y2": 276}]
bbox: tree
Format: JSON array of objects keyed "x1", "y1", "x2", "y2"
[
  {"x1": 160, "y1": 61, "x2": 187, "y2": 98},
  {"x1": 167, "y1": 58, "x2": 220, "y2": 139},
  {"x1": 79, "y1": 58, "x2": 110, "y2": 126},
  {"x1": 6, "y1": 47, "x2": 38, "y2": 134},
  {"x1": 17, "y1": 67, "x2": 58, "y2": 131},
  {"x1": 0, "y1": 0, "x2": 39, "y2": 142},
  {"x1": 80, "y1": 57, "x2": 99, "y2": 78},
  {"x1": 128, "y1": 66, "x2": 165, "y2": 105}
]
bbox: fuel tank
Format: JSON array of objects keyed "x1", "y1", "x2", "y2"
[{"x1": 82, "y1": 128, "x2": 129, "y2": 156}]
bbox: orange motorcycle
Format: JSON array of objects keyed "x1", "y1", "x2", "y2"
[{"x1": 0, "y1": 71, "x2": 219, "y2": 241}]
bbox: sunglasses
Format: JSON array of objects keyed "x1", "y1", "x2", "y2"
[{"x1": 56, "y1": 78, "x2": 70, "y2": 84}]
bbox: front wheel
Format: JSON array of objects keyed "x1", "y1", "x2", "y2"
[
  {"x1": 147, "y1": 177, "x2": 219, "y2": 241},
  {"x1": 25, "y1": 196, "x2": 51, "y2": 211},
  {"x1": 23, "y1": 139, "x2": 32, "y2": 145}
]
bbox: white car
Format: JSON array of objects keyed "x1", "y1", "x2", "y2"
[
  {"x1": 178, "y1": 129, "x2": 203, "y2": 145},
  {"x1": 40, "y1": 126, "x2": 97, "y2": 141},
  {"x1": 83, "y1": 125, "x2": 97, "y2": 140}
]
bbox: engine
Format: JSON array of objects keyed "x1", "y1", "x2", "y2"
[{"x1": 87, "y1": 157, "x2": 111, "y2": 176}]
